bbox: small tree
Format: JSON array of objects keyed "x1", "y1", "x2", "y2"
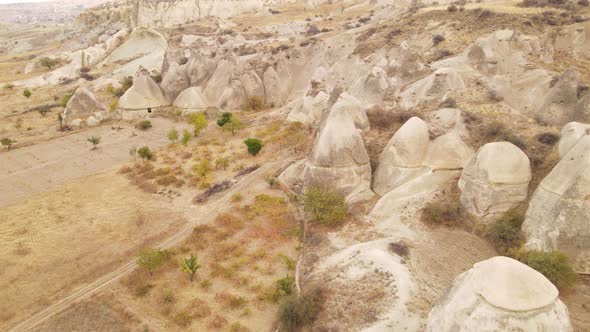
[
  {"x1": 217, "y1": 112, "x2": 232, "y2": 127},
  {"x1": 223, "y1": 117, "x2": 244, "y2": 136},
  {"x1": 302, "y1": 185, "x2": 347, "y2": 225},
  {"x1": 138, "y1": 146, "x2": 153, "y2": 160},
  {"x1": 181, "y1": 129, "x2": 192, "y2": 146},
  {"x1": 276, "y1": 275, "x2": 295, "y2": 295},
  {"x1": 189, "y1": 113, "x2": 207, "y2": 136},
  {"x1": 168, "y1": 128, "x2": 179, "y2": 143},
  {"x1": 57, "y1": 113, "x2": 64, "y2": 131},
  {"x1": 1, "y1": 138, "x2": 16, "y2": 150},
  {"x1": 244, "y1": 138, "x2": 264, "y2": 156},
  {"x1": 137, "y1": 248, "x2": 166, "y2": 276},
  {"x1": 23, "y1": 89, "x2": 32, "y2": 98},
  {"x1": 193, "y1": 159, "x2": 212, "y2": 178},
  {"x1": 39, "y1": 57, "x2": 60, "y2": 70},
  {"x1": 87, "y1": 136, "x2": 101, "y2": 150},
  {"x1": 180, "y1": 253, "x2": 201, "y2": 282}
]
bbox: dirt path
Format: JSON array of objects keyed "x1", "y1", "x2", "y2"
[
  {"x1": 0, "y1": 118, "x2": 188, "y2": 208},
  {"x1": 7, "y1": 160, "x2": 287, "y2": 332}
]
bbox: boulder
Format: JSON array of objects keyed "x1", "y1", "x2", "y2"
[
  {"x1": 285, "y1": 91, "x2": 330, "y2": 126},
  {"x1": 70, "y1": 119, "x2": 82, "y2": 129},
  {"x1": 63, "y1": 87, "x2": 106, "y2": 124},
  {"x1": 304, "y1": 107, "x2": 372, "y2": 201},
  {"x1": 522, "y1": 133, "x2": 590, "y2": 273},
  {"x1": 86, "y1": 116, "x2": 99, "y2": 127},
  {"x1": 349, "y1": 66, "x2": 389, "y2": 107},
  {"x1": 426, "y1": 256, "x2": 572, "y2": 332},
  {"x1": 459, "y1": 142, "x2": 531, "y2": 221},
  {"x1": 173, "y1": 87, "x2": 209, "y2": 110},
  {"x1": 399, "y1": 68, "x2": 465, "y2": 110},
  {"x1": 329, "y1": 93, "x2": 368, "y2": 130},
  {"x1": 118, "y1": 69, "x2": 168, "y2": 110}
]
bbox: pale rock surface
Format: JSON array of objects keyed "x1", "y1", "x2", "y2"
[
  {"x1": 240, "y1": 70, "x2": 264, "y2": 98},
  {"x1": 558, "y1": 122, "x2": 590, "y2": 158},
  {"x1": 536, "y1": 68, "x2": 581, "y2": 126},
  {"x1": 63, "y1": 87, "x2": 106, "y2": 124},
  {"x1": 330, "y1": 93, "x2": 368, "y2": 130},
  {"x1": 304, "y1": 106, "x2": 372, "y2": 201},
  {"x1": 349, "y1": 66, "x2": 389, "y2": 108},
  {"x1": 522, "y1": 133, "x2": 590, "y2": 273},
  {"x1": 263, "y1": 66, "x2": 283, "y2": 107},
  {"x1": 160, "y1": 61, "x2": 189, "y2": 101},
  {"x1": 216, "y1": 79, "x2": 246, "y2": 110},
  {"x1": 118, "y1": 69, "x2": 169, "y2": 109},
  {"x1": 173, "y1": 87, "x2": 209, "y2": 110},
  {"x1": 399, "y1": 68, "x2": 465, "y2": 110},
  {"x1": 426, "y1": 256, "x2": 572, "y2": 332},
  {"x1": 459, "y1": 142, "x2": 531, "y2": 221},
  {"x1": 86, "y1": 116, "x2": 99, "y2": 127},
  {"x1": 70, "y1": 119, "x2": 82, "y2": 129},
  {"x1": 187, "y1": 54, "x2": 217, "y2": 87}
]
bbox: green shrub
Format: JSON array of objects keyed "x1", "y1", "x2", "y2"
[
  {"x1": 512, "y1": 250, "x2": 577, "y2": 290},
  {"x1": 2, "y1": 83, "x2": 14, "y2": 90},
  {"x1": 137, "y1": 146, "x2": 153, "y2": 160},
  {"x1": 38, "y1": 57, "x2": 60, "y2": 70},
  {"x1": 230, "y1": 322, "x2": 250, "y2": 332},
  {"x1": 181, "y1": 129, "x2": 192, "y2": 145},
  {"x1": 223, "y1": 116, "x2": 245, "y2": 136},
  {"x1": 1, "y1": 137, "x2": 17, "y2": 150},
  {"x1": 168, "y1": 128, "x2": 179, "y2": 143},
  {"x1": 242, "y1": 96, "x2": 264, "y2": 111},
  {"x1": 217, "y1": 112, "x2": 232, "y2": 127},
  {"x1": 193, "y1": 159, "x2": 212, "y2": 178},
  {"x1": 23, "y1": 89, "x2": 32, "y2": 98},
  {"x1": 302, "y1": 185, "x2": 347, "y2": 225},
  {"x1": 87, "y1": 136, "x2": 101, "y2": 150},
  {"x1": 485, "y1": 207, "x2": 525, "y2": 254},
  {"x1": 276, "y1": 275, "x2": 295, "y2": 295},
  {"x1": 243, "y1": 138, "x2": 264, "y2": 156},
  {"x1": 279, "y1": 289, "x2": 323, "y2": 331},
  {"x1": 175, "y1": 310, "x2": 192, "y2": 327},
  {"x1": 136, "y1": 120, "x2": 152, "y2": 131},
  {"x1": 60, "y1": 92, "x2": 74, "y2": 107},
  {"x1": 109, "y1": 98, "x2": 118, "y2": 111}
]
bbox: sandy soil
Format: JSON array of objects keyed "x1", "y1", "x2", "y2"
[
  {"x1": 0, "y1": 171, "x2": 187, "y2": 331},
  {"x1": 0, "y1": 117, "x2": 189, "y2": 208}
]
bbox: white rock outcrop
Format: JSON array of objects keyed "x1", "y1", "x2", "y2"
[
  {"x1": 458, "y1": 142, "x2": 531, "y2": 221},
  {"x1": 303, "y1": 105, "x2": 372, "y2": 201},
  {"x1": 173, "y1": 87, "x2": 209, "y2": 110},
  {"x1": 522, "y1": 131, "x2": 590, "y2": 273},
  {"x1": 118, "y1": 69, "x2": 169, "y2": 110},
  {"x1": 426, "y1": 256, "x2": 572, "y2": 332},
  {"x1": 63, "y1": 87, "x2": 106, "y2": 125},
  {"x1": 373, "y1": 114, "x2": 472, "y2": 196}
]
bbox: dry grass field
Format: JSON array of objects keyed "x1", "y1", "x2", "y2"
[{"x1": 0, "y1": 171, "x2": 187, "y2": 330}]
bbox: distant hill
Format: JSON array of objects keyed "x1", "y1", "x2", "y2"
[{"x1": 0, "y1": 0, "x2": 108, "y2": 24}]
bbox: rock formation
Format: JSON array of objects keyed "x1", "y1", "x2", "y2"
[
  {"x1": 303, "y1": 104, "x2": 372, "y2": 201},
  {"x1": 522, "y1": 129, "x2": 590, "y2": 273},
  {"x1": 427, "y1": 256, "x2": 573, "y2": 332},
  {"x1": 173, "y1": 87, "x2": 209, "y2": 110},
  {"x1": 458, "y1": 142, "x2": 531, "y2": 221},
  {"x1": 118, "y1": 69, "x2": 168, "y2": 110},
  {"x1": 63, "y1": 87, "x2": 107, "y2": 125}
]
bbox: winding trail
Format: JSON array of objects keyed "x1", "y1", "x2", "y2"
[{"x1": 8, "y1": 160, "x2": 286, "y2": 332}]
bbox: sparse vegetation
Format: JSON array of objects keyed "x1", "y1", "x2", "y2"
[
  {"x1": 276, "y1": 275, "x2": 295, "y2": 296},
  {"x1": 60, "y1": 92, "x2": 74, "y2": 108},
  {"x1": 137, "y1": 146, "x2": 153, "y2": 161},
  {"x1": 87, "y1": 136, "x2": 101, "y2": 150},
  {"x1": 511, "y1": 249, "x2": 577, "y2": 290},
  {"x1": 137, "y1": 248, "x2": 168, "y2": 276},
  {"x1": 244, "y1": 138, "x2": 264, "y2": 156},
  {"x1": 180, "y1": 253, "x2": 201, "y2": 281},
  {"x1": 109, "y1": 98, "x2": 118, "y2": 111},
  {"x1": 302, "y1": 185, "x2": 347, "y2": 225},
  {"x1": 136, "y1": 120, "x2": 152, "y2": 131},
  {"x1": 536, "y1": 132, "x2": 560, "y2": 145},
  {"x1": 432, "y1": 34, "x2": 445, "y2": 45},
  {"x1": 421, "y1": 198, "x2": 469, "y2": 227},
  {"x1": 485, "y1": 207, "x2": 526, "y2": 254},
  {"x1": 242, "y1": 96, "x2": 264, "y2": 111},
  {"x1": 1, "y1": 138, "x2": 17, "y2": 150},
  {"x1": 2, "y1": 83, "x2": 14, "y2": 90},
  {"x1": 23, "y1": 89, "x2": 31, "y2": 98}
]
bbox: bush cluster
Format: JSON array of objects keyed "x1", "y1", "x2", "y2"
[
  {"x1": 512, "y1": 249, "x2": 577, "y2": 290},
  {"x1": 279, "y1": 289, "x2": 323, "y2": 331},
  {"x1": 302, "y1": 185, "x2": 347, "y2": 225}
]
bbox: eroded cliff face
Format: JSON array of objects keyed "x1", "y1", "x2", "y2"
[{"x1": 78, "y1": 0, "x2": 299, "y2": 28}]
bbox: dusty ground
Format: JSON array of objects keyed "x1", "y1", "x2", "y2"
[
  {"x1": 0, "y1": 117, "x2": 189, "y2": 207},
  {"x1": 0, "y1": 171, "x2": 187, "y2": 330}
]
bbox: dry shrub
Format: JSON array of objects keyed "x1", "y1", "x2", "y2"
[
  {"x1": 119, "y1": 165, "x2": 133, "y2": 174},
  {"x1": 366, "y1": 106, "x2": 396, "y2": 130},
  {"x1": 208, "y1": 315, "x2": 228, "y2": 329},
  {"x1": 536, "y1": 132, "x2": 560, "y2": 145},
  {"x1": 388, "y1": 241, "x2": 410, "y2": 258},
  {"x1": 236, "y1": 165, "x2": 260, "y2": 177},
  {"x1": 485, "y1": 206, "x2": 526, "y2": 254},
  {"x1": 174, "y1": 311, "x2": 192, "y2": 327},
  {"x1": 511, "y1": 249, "x2": 577, "y2": 291},
  {"x1": 215, "y1": 213, "x2": 245, "y2": 232},
  {"x1": 279, "y1": 288, "x2": 324, "y2": 331},
  {"x1": 187, "y1": 298, "x2": 211, "y2": 319},
  {"x1": 193, "y1": 180, "x2": 233, "y2": 203}
]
